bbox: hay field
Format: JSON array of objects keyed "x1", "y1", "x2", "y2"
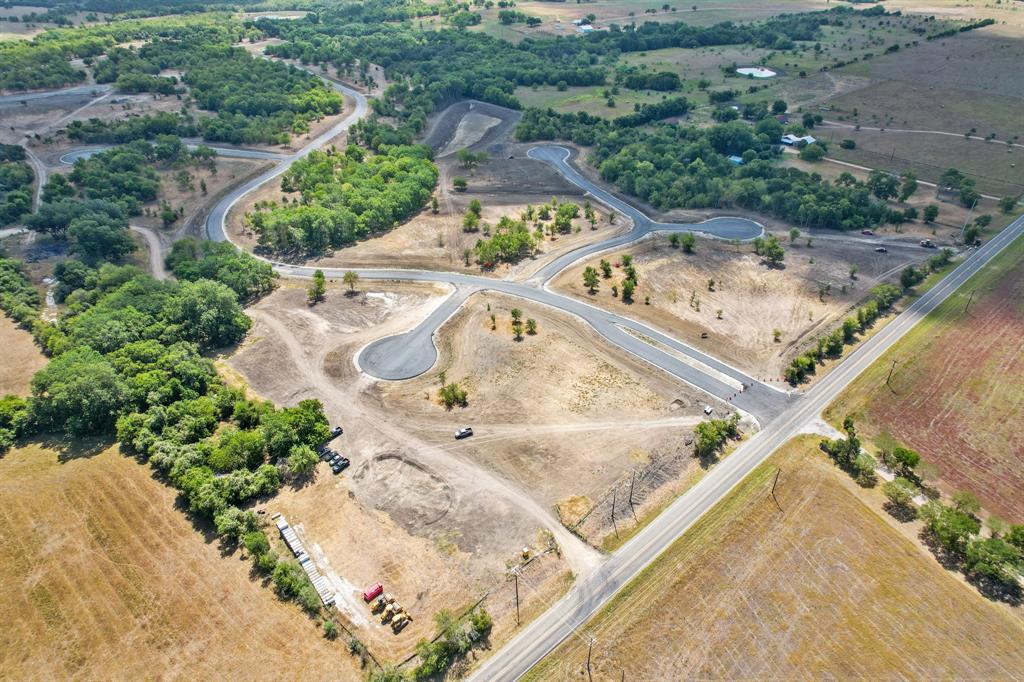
[
  {"x1": 0, "y1": 443, "x2": 359, "y2": 680},
  {"x1": 525, "y1": 437, "x2": 1024, "y2": 680}
]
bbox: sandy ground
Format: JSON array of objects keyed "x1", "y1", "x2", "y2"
[
  {"x1": 0, "y1": 443, "x2": 363, "y2": 680},
  {"x1": 526, "y1": 437, "x2": 1024, "y2": 680},
  {"x1": 0, "y1": 313, "x2": 46, "y2": 396},
  {"x1": 551, "y1": 232, "x2": 927, "y2": 379}
]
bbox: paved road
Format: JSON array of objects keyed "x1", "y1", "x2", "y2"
[
  {"x1": 528, "y1": 145, "x2": 762, "y2": 283},
  {"x1": 31, "y1": 64, "x2": 1017, "y2": 677},
  {"x1": 470, "y1": 212, "x2": 1024, "y2": 681},
  {"x1": 205, "y1": 79, "x2": 368, "y2": 243},
  {"x1": 0, "y1": 83, "x2": 111, "y2": 105},
  {"x1": 204, "y1": 85, "x2": 785, "y2": 420},
  {"x1": 59, "y1": 143, "x2": 286, "y2": 165}
]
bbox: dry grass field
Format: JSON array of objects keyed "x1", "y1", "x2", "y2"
[
  {"x1": 525, "y1": 437, "x2": 1024, "y2": 681},
  {"x1": 0, "y1": 314, "x2": 46, "y2": 396},
  {"x1": 369, "y1": 292, "x2": 706, "y2": 513},
  {"x1": 0, "y1": 443, "x2": 359, "y2": 681},
  {"x1": 551, "y1": 233, "x2": 925, "y2": 379},
  {"x1": 824, "y1": 28, "x2": 1024, "y2": 197},
  {"x1": 826, "y1": 232, "x2": 1024, "y2": 522}
]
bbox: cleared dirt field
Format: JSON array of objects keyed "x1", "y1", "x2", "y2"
[
  {"x1": 525, "y1": 437, "x2": 1024, "y2": 681},
  {"x1": 368, "y1": 292, "x2": 708, "y2": 520},
  {"x1": 551, "y1": 233, "x2": 924, "y2": 379},
  {"x1": 0, "y1": 443, "x2": 359, "y2": 680},
  {"x1": 228, "y1": 281, "x2": 585, "y2": 657},
  {"x1": 827, "y1": 233, "x2": 1024, "y2": 522},
  {"x1": 226, "y1": 280, "x2": 713, "y2": 655},
  {"x1": 0, "y1": 314, "x2": 46, "y2": 396}
]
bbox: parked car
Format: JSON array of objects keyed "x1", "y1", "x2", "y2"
[
  {"x1": 874, "y1": 246, "x2": 888, "y2": 253},
  {"x1": 330, "y1": 425, "x2": 343, "y2": 439},
  {"x1": 920, "y1": 239, "x2": 936, "y2": 248},
  {"x1": 331, "y1": 458, "x2": 349, "y2": 474},
  {"x1": 861, "y1": 229, "x2": 874, "y2": 236},
  {"x1": 454, "y1": 427, "x2": 474, "y2": 440},
  {"x1": 703, "y1": 405, "x2": 714, "y2": 415}
]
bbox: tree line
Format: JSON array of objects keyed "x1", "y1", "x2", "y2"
[
  {"x1": 0, "y1": 144, "x2": 34, "y2": 227},
  {"x1": 822, "y1": 419, "x2": 1023, "y2": 599}
]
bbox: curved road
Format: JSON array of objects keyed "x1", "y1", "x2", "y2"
[
  {"x1": 203, "y1": 85, "x2": 783, "y2": 421},
  {"x1": 192, "y1": 65, "x2": 1024, "y2": 680},
  {"x1": 21, "y1": 63, "x2": 1023, "y2": 681},
  {"x1": 59, "y1": 143, "x2": 287, "y2": 165}
]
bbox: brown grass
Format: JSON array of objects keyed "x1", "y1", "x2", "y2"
[
  {"x1": 550, "y1": 233, "x2": 923, "y2": 379},
  {"x1": 0, "y1": 314, "x2": 46, "y2": 396},
  {"x1": 0, "y1": 443, "x2": 361, "y2": 680},
  {"x1": 525, "y1": 437, "x2": 1024, "y2": 680}
]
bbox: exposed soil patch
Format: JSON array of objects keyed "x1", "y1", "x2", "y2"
[
  {"x1": 226, "y1": 280, "x2": 577, "y2": 657},
  {"x1": 368, "y1": 292, "x2": 706, "y2": 511}
]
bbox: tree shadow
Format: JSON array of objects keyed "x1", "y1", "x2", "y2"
[
  {"x1": 967, "y1": 573, "x2": 1022, "y2": 606},
  {"x1": 882, "y1": 501, "x2": 918, "y2": 523},
  {"x1": 28, "y1": 434, "x2": 115, "y2": 462},
  {"x1": 288, "y1": 470, "x2": 318, "y2": 491}
]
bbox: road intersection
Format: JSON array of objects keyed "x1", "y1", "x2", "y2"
[{"x1": 39, "y1": 68, "x2": 1020, "y2": 679}]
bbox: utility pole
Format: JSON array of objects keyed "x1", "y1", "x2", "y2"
[
  {"x1": 611, "y1": 487, "x2": 619, "y2": 539},
  {"x1": 963, "y1": 289, "x2": 976, "y2": 314},
  {"x1": 771, "y1": 468, "x2": 783, "y2": 512},
  {"x1": 960, "y1": 198, "x2": 978, "y2": 241},
  {"x1": 586, "y1": 637, "x2": 596, "y2": 682},
  {"x1": 628, "y1": 469, "x2": 638, "y2": 522},
  {"x1": 512, "y1": 569, "x2": 520, "y2": 627},
  {"x1": 886, "y1": 358, "x2": 898, "y2": 386}
]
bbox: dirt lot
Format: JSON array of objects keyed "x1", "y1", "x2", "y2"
[
  {"x1": 827, "y1": 234, "x2": 1024, "y2": 522},
  {"x1": 0, "y1": 443, "x2": 361, "y2": 680},
  {"x1": 228, "y1": 280, "x2": 583, "y2": 658},
  {"x1": 0, "y1": 314, "x2": 46, "y2": 396},
  {"x1": 525, "y1": 437, "x2": 1024, "y2": 681},
  {"x1": 367, "y1": 292, "x2": 707, "y2": 520},
  {"x1": 226, "y1": 280, "x2": 710, "y2": 655},
  {"x1": 551, "y1": 232, "x2": 925, "y2": 379}
]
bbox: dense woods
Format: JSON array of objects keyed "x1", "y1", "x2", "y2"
[
  {"x1": 246, "y1": 144, "x2": 437, "y2": 255},
  {"x1": 516, "y1": 108, "x2": 890, "y2": 231}
]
